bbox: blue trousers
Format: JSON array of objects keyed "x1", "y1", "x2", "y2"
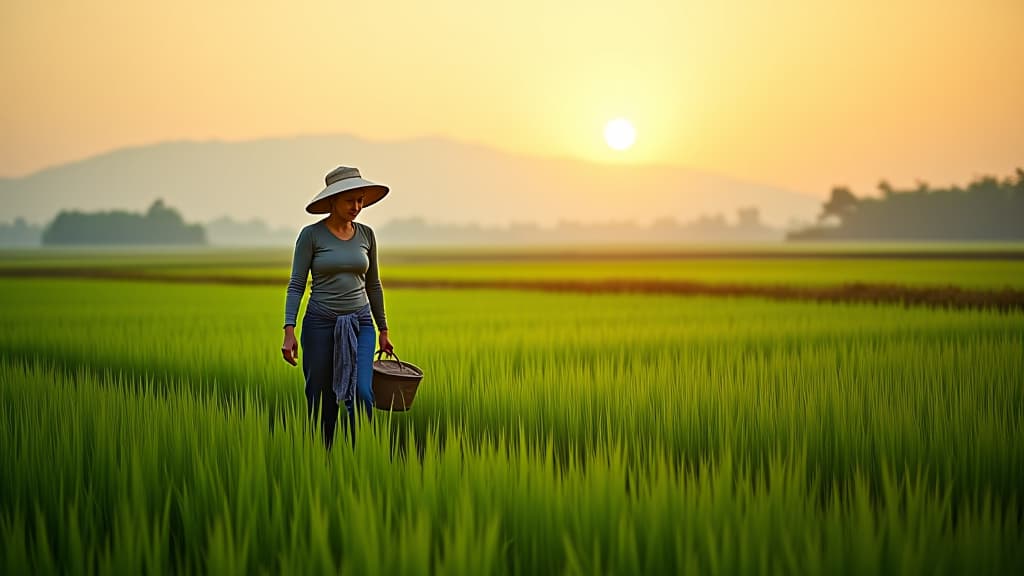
[{"x1": 301, "y1": 305, "x2": 376, "y2": 448}]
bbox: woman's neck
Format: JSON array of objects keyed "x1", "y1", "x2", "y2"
[{"x1": 325, "y1": 214, "x2": 354, "y2": 231}]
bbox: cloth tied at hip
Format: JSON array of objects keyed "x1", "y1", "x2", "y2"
[{"x1": 305, "y1": 299, "x2": 372, "y2": 405}]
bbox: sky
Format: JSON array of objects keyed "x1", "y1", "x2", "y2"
[{"x1": 2, "y1": 0, "x2": 1021, "y2": 198}]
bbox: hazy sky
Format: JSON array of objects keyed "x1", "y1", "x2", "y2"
[{"x1": 2, "y1": 0, "x2": 1021, "y2": 197}]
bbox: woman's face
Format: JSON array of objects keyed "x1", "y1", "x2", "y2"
[{"x1": 331, "y1": 190, "x2": 366, "y2": 221}]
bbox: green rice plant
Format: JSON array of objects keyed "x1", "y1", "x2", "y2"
[
  {"x1": 1, "y1": 278, "x2": 1021, "y2": 496},
  {"x1": 1, "y1": 274, "x2": 1022, "y2": 574},
  {"x1": 2, "y1": 359, "x2": 1022, "y2": 575}
]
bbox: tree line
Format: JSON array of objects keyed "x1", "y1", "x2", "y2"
[
  {"x1": 8, "y1": 170, "x2": 1024, "y2": 246},
  {"x1": 377, "y1": 207, "x2": 780, "y2": 245},
  {"x1": 41, "y1": 200, "x2": 206, "y2": 245},
  {"x1": 788, "y1": 169, "x2": 1024, "y2": 241}
]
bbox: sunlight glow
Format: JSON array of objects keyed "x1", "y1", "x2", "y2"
[{"x1": 604, "y1": 118, "x2": 636, "y2": 151}]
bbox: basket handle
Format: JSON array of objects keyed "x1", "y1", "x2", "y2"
[{"x1": 376, "y1": 349, "x2": 412, "y2": 372}]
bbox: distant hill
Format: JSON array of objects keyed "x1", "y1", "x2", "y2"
[{"x1": 0, "y1": 134, "x2": 820, "y2": 232}]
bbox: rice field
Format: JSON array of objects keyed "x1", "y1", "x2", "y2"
[{"x1": 1, "y1": 249, "x2": 1023, "y2": 574}]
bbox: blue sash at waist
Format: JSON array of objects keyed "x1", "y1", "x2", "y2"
[{"x1": 305, "y1": 299, "x2": 372, "y2": 405}]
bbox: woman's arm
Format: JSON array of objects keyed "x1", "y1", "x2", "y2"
[
  {"x1": 364, "y1": 226, "x2": 393, "y2": 353},
  {"x1": 282, "y1": 227, "x2": 313, "y2": 365}
]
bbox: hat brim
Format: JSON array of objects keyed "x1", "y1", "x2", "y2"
[{"x1": 306, "y1": 179, "x2": 389, "y2": 214}]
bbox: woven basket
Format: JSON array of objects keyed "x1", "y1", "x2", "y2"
[{"x1": 371, "y1": 351, "x2": 424, "y2": 411}]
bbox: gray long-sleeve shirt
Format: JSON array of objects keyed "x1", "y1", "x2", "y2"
[{"x1": 284, "y1": 220, "x2": 388, "y2": 330}]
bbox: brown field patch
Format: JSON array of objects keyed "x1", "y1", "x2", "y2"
[{"x1": 1, "y1": 267, "x2": 1022, "y2": 312}]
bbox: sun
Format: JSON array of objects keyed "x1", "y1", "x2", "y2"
[{"x1": 604, "y1": 118, "x2": 636, "y2": 151}]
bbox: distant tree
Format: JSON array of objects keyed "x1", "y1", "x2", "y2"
[
  {"x1": 819, "y1": 186, "x2": 858, "y2": 223},
  {"x1": 42, "y1": 200, "x2": 206, "y2": 245},
  {"x1": 651, "y1": 216, "x2": 680, "y2": 230},
  {"x1": 0, "y1": 218, "x2": 43, "y2": 246},
  {"x1": 736, "y1": 207, "x2": 761, "y2": 229},
  {"x1": 204, "y1": 216, "x2": 296, "y2": 246},
  {"x1": 789, "y1": 169, "x2": 1024, "y2": 241}
]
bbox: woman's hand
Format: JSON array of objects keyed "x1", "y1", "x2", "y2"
[
  {"x1": 379, "y1": 330, "x2": 394, "y2": 356},
  {"x1": 282, "y1": 327, "x2": 298, "y2": 366}
]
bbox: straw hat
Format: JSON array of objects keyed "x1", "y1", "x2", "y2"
[{"x1": 306, "y1": 166, "x2": 389, "y2": 214}]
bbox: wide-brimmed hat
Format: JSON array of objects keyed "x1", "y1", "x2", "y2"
[{"x1": 306, "y1": 166, "x2": 389, "y2": 214}]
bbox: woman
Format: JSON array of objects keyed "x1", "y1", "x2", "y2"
[{"x1": 281, "y1": 166, "x2": 394, "y2": 448}]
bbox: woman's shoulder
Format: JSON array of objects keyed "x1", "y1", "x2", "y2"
[
  {"x1": 300, "y1": 220, "x2": 326, "y2": 235},
  {"x1": 294, "y1": 220, "x2": 325, "y2": 244},
  {"x1": 354, "y1": 221, "x2": 376, "y2": 237}
]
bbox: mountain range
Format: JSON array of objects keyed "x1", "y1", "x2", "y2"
[{"x1": 0, "y1": 134, "x2": 821, "y2": 232}]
